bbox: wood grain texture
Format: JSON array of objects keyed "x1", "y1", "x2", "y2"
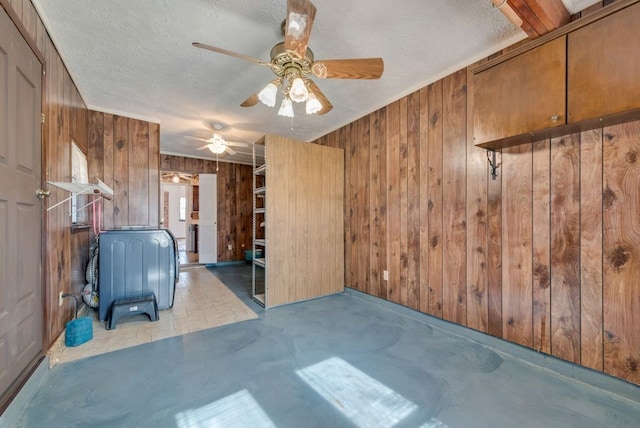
[
  {"x1": 418, "y1": 87, "x2": 431, "y2": 314},
  {"x1": 148, "y1": 122, "x2": 160, "y2": 227},
  {"x1": 427, "y1": 81, "x2": 444, "y2": 318},
  {"x1": 532, "y1": 139, "x2": 551, "y2": 354},
  {"x1": 603, "y1": 120, "x2": 640, "y2": 384},
  {"x1": 442, "y1": 69, "x2": 467, "y2": 324},
  {"x1": 567, "y1": 2, "x2": 640, "y2": 123},
  {"x1": 373, "y1": 108, "x2": 388, "y2": 298},
  {"x1": 399, "y1": 97, "x2": 409, "y2": 307},
  {"x1": 369, "y1": 109, "x2": 383, "y2": 298},
  {"x1": 473, "y1": 36, "x2": 566, "y2": 146},
  {"x1": 306, "y1": 28, "x2": 640, "y2": 385},
  {"x1": 386, "y1": 100, "x2": 402, "y2": 303},
  {"x1": 340, "y1": 124, "x2": 352, "y2": 289},
  {"x1": 580, "y1": 128, "x2": 603, "y2": 371},
  {"x1": 128, "y1": 119, "x2": 149, "y2": 226},
  {"x1": 358, "y1": 117, "x2": 370, "y2": 297},
  {"x1": 407, "y1": 91, "x2": 421, "y2": 311},
  {"x1": 264, "y1": 135, "x2": 344, "y2": 308},
  {"x1": 346, "y1": 122, "x2": 358, "y2": 290},
  {"x1": 102, "y1": 114, "x2": 114, "y2": 229},
  {"x1": 112, "y1": 115, "x2": 129, "y2": 228},
  {"x1": 487, "y1": 151, "x2": 503, "y2": 338},
  {"x1": 502, "y1": 143, "x2": 533, "y2": 347},
  {"x1": 550, "y1": 134, "x2": 581, "y2": 363},
  {"x1": 89, "y1": 113, "x2": 160, "y2": 230},
  {"x1": 466, "y1": 67, "x2": 488, "y2": 333}
]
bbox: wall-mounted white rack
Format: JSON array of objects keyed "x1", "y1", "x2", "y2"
[{"x1": 46, "y1": 179, "x2": 114, "y2": 212}]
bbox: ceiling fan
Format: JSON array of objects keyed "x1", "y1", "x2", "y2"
[
  {"x1": 193, "y1": 0, "x2": 384, "y2": 117},
  {"x1": 187, "y1": 125, "x2": 249, "y2": 156}
]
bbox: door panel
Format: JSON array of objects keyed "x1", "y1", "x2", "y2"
[
  {"x1": 0, "y1": 6, "x2": 43, "y2": 407},
  {"x1": 198, "y1": 174, "x2": 217, "y2": 264}
]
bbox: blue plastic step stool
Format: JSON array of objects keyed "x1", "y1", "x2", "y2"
[{"x1": 107, "y1": 292, "x2": 159, "y2": 330}]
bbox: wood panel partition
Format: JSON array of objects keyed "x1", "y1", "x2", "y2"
[
  {"x1": 315, "y1": 70, "x2": 640, "y2": 386},
  {"x1": 264, "y1": 135, "x2": 344, "y2": 307}
]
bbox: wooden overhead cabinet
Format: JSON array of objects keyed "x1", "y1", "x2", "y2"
[
  {"x1": 472, "y1": 36, "x2": 567, "y2": 147},
  {"x1": 567, "y1": 1, "x2": 640, "y2": 123}
]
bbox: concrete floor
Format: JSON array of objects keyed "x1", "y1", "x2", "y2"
[{"x1": 12, "y1": 265, "x2": 640, "y2": 427}]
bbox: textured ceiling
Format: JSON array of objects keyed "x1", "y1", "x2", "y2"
[{"x1": 32, "y1": 0, "x2": 598, "y2": 165}]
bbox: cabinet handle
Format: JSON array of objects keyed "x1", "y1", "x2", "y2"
[{"x1": 550, "y1": 115, "x2": 560, "y2": 121}]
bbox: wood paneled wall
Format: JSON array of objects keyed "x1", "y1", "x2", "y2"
[
  {"x1": 160, "y1": 155, "x2": 253, "y2": 262},
  {"x1": 315, "y1": 70, "x2": 640, "y2": 385},
  {"x1": 2, "y1": 0, "x2": 91, "y2": 347},
  {"x1": 87, "y1": 111, "x2": 160, "y2": 229}
]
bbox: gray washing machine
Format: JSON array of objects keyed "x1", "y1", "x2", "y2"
[{"x1": 98, "y1": 228, "x2": 179, "y2": 321}]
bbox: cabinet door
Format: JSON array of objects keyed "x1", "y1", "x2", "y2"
[
  {"x1": 568, "y1": 2, "x2": 640, "y2": 123},
  {"x1": 473, "y1": 36, "x2": 566, "y2": 147}
]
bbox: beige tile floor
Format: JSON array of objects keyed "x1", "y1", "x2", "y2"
[{"x1": 55, "y1": 266, "x2": 258, "y2": 364}]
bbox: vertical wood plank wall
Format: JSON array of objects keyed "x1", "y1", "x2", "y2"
[
  {"x1": 159, "y1": 155, "x2": 253, "y2": 262},
  {"x1": 87, "y1": 111, "x2": 160, "y2": 230},
  {"x1": 2, "y1": 0, "x2": 91, "y2": 347},
  {"x1": 314, "y1": 72, "x2": 640, "y2": 387}
]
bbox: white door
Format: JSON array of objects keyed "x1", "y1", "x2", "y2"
[
  {"x1": 0, "y1": 7, "x2": 43, "y2": 406},
  {"x1": 198, "y1": 174, "x2": 217, "y2": 264}
]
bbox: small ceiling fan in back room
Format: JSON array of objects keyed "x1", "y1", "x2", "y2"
[
  {"x1": 186, "y1": 124, "x2": 250, "y2": 170},
  {"x1": 193, "y1": 0, "x2": 384, "y2": 118}
]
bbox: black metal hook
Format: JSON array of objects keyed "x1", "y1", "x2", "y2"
[{"x1": 487, "y1": 149, "x2": 500, "y2": 180}]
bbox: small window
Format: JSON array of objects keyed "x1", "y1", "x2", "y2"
[
  {"x1": 179, "y1": 196, "x2": 186, "y2": 222},
  {"x1": 71, "y1": 140, "x2": 89, "y2": 225}
]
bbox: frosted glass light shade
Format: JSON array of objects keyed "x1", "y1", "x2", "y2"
[
  {"x1": 306, "y1": 92, "x2": 322, "y2": 114},
  {"x1": 278, "y1": 97, "x2": 294, "y2": 117},
  {"x1": 258, "y1": 83, "x2": 278, "y2": 107},
  {"x1": 289, "y1": 77, "x2": 308, "y2": 103},
  {"x1": 208, "y1": 143, "x2": 227, "y2": 154}
]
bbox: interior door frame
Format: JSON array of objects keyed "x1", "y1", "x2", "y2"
[{"x1": 0, "y1": 0, "x2": 47, "y2": 414}]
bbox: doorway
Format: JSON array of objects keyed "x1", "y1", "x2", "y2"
[{"x1": 161, "y1": 172, "x2": 199, "y2": 266}]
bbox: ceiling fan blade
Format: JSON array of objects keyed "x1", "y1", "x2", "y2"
[
  {"x1": 197, "y1": 145, "x2": 210, "y2": 150},
  {"x1": 187, "y1": 136, "x2": 209, "y2": 142},
  {"x1": 227, "y1": 142, "x2": 249, "y2": 147},
  {"x1": 312, "y1": 58, "x2": 384, "y2": 79},
  {"x1": 192, "y1": 42, "x2": 270, "y2": 66},
  {"x1": 284, "y1": 0, "x2": 317, "y2": 60},
  {"x1": 241, "y1": 92, "x2": 260, "y2": 107},
  {"x1": 306, "y1": 80, "x2": 333, "y2": 115},
  {"x1": 225, "y1": 147, "x2": 237, "y2": 155}
]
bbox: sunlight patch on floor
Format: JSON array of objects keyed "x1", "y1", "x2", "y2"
[
  {"x1": 174, "y1": 389, "x2": 276, "y2": 428},
  {"x1": 297, "y1": 357, "x2": 419, "y2": 427}
]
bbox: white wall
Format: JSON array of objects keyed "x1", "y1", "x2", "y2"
[{"x1": 161, "y1": 183, "x2": 187, "y2": 238}]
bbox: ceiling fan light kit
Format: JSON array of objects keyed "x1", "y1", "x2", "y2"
[{"x1": 193, "y1": 0, "x2": 384, "y2": 119}]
